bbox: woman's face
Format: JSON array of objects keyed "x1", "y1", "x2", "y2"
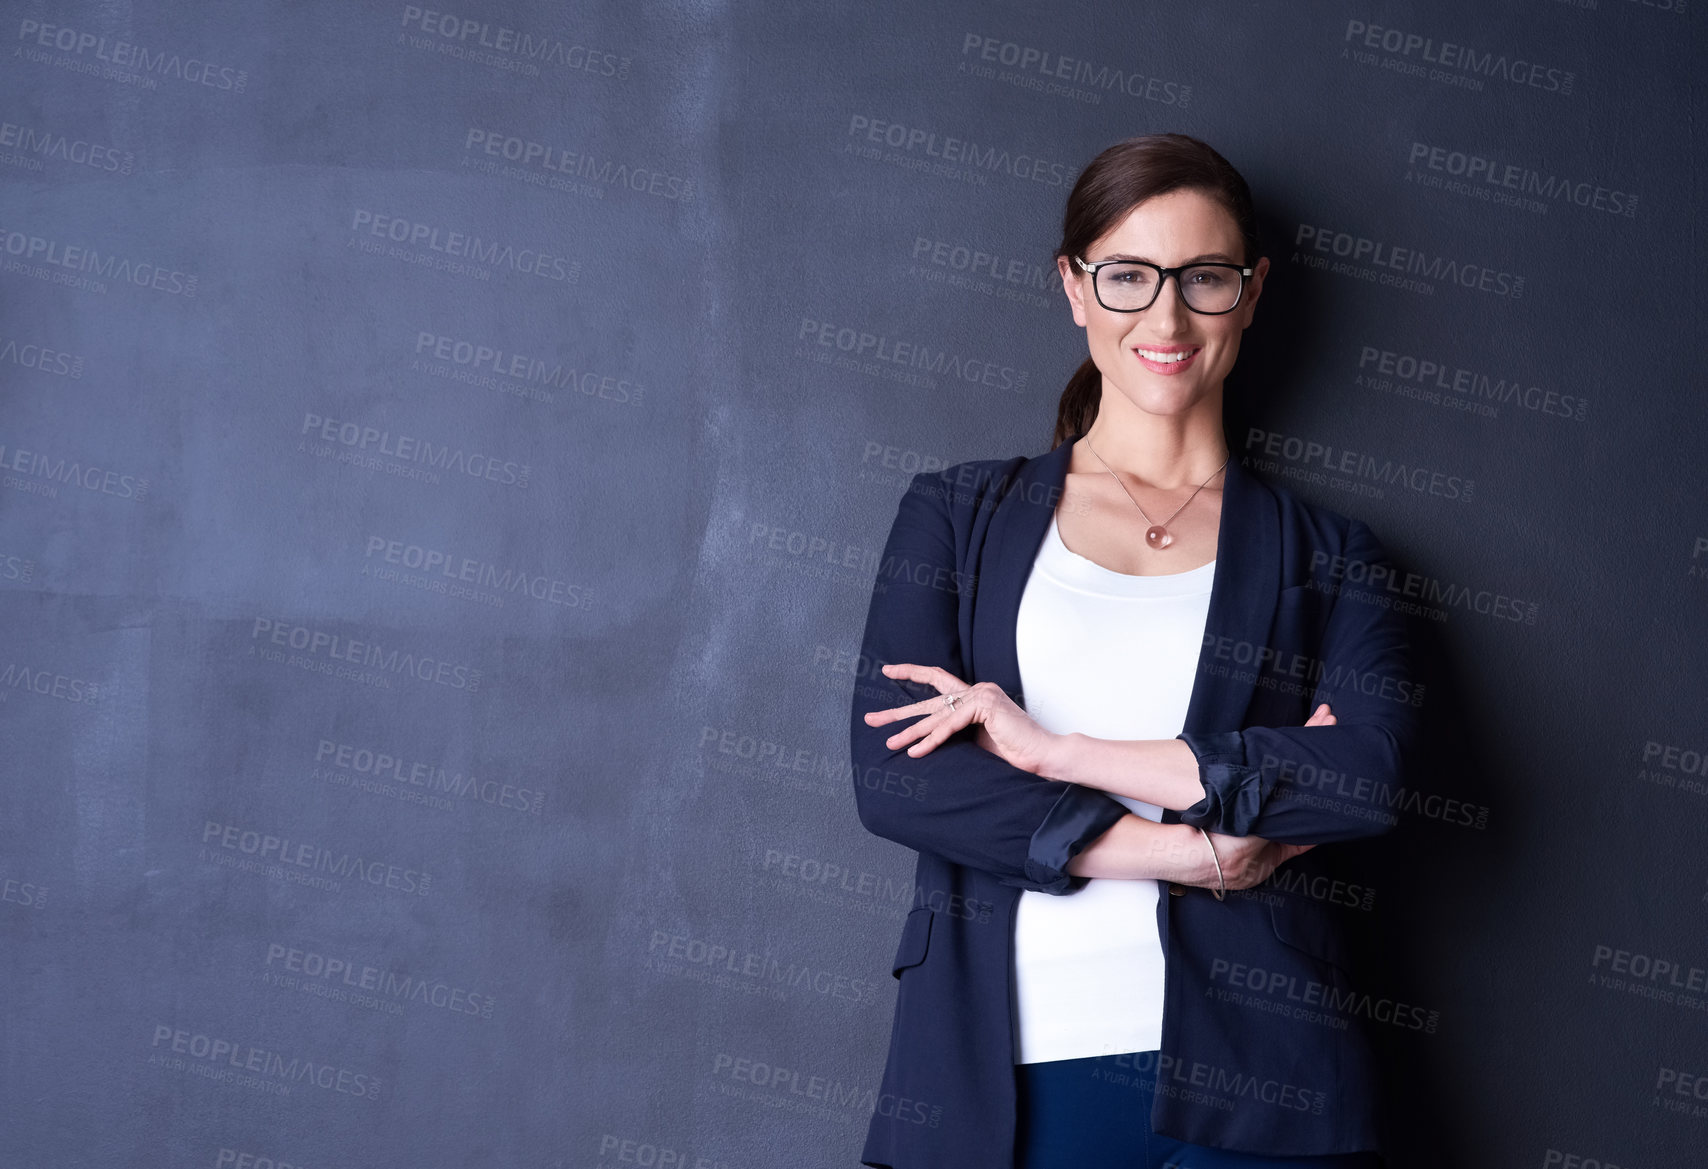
[{"x1": 1057, "y1": 188, "x2": 1269, "y2": 420}]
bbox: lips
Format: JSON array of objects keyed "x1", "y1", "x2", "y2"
[{"x1": 1132, "y1": 344, "x2": 1202, "y2": 374}]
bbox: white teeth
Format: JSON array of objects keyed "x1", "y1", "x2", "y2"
[{"x1": 1137, "y1": 348, "x2": 1195, "y2": 364}]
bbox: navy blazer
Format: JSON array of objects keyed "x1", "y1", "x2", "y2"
[{"x1": 849, "y1": 435, "x2": 1422, "y2": 1168}]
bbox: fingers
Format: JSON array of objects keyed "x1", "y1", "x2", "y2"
[
  {"x1": 880, "y1": 662, "x2": 970, "y2": 692},
  {"x1": 1303, "y1": 702, "x2": 1337, "y2": 727},
  {"x1": 904, "y1": 717, "x2": 963, "y2": 758},
  {"x1": 1192, "y1": 832, "x2": 1319, "y2": 891},
  {"x1": 863, "y1": 696, "x2": 946, "y2": 728},
  {"x1": 1216, "y1": 837, "x2": 1316, "y2": 889},
  {"x1": 868, "y1": 692, "x2": 978, "y2": 756},
  {"x1": 878, "y1": 713, "x2": 936, "y2": 752},
  {"x1": 898, "y1": 701, "x2": 977, "y2": 757},
  {"x1": 863, "y1": 665, "x2": 966, "y2": 727},
  {"x1": 864, "y1": 664, "x2": 978, "y2": 744}
]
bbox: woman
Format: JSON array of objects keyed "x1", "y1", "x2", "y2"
[{"x1": 848, "y1": 134, "x2": 1420, "y2": 1169}]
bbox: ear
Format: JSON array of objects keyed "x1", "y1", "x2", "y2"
[
  {"x1": 1239, "y1": 255, "x2": 1270, "y2": 329},
  {"x1": 1057, "y1": 255, "x2": 1089, "y2": 328}
]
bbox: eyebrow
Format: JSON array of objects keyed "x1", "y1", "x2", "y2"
[{"x1": 1099, "y1": 251, "x2": 1240, "y2": 264}]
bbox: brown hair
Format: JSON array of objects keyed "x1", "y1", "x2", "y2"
[{"x1": 1050, "y1": 133, "x2": 1263, "y2": 449}]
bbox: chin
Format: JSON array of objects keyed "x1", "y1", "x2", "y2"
[
  {"x1": 1103, "y1": 383, "x2": 1201, "y2": 418},
  {"x1": 1118, "y1": 370, "x2": 1211, "y2": 408},
  {"x1": 1136, "y1": 392, "x2": 1210, "y2": 418}
]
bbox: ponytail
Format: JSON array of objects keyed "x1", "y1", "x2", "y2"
[{"x1": 1050, "y1": 358, "x2": 1100, "y2": 450}]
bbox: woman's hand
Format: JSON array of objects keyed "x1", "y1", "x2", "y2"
[
  {"x1": 1193, "y1": 831, "x2": 1314, "y2": 890},
  {"x1": 863, "y1": 663, "x2": 1057, "y2": 775}
]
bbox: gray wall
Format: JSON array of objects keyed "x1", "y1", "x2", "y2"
[{"x1": 2, "y1": 1, "x2": 1703, "y2": 1166}]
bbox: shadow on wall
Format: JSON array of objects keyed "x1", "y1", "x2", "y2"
[{"x1": 1227, "y1": 198, "x2": 1505, "y2": 1167}]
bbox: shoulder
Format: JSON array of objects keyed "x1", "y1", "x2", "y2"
[{"x1": 903, "y1": 453, "x2": 1035, "y2": 516}]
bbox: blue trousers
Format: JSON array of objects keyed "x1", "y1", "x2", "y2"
[{"x1": 1014, "y1": 1053, "x2": 1385, "y2": 1169}]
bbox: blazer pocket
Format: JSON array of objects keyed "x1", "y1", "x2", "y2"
[
  {"x1": 1268, "y1": 901, "x2": 1352, "y2": 974},
  {"x1": 890, "y1": 907, "x2": 934, "y2": 978}
]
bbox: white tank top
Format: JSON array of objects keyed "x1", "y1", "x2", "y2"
[{"x1": 1010, "y1": 511, "x2": 1215, "y2": 1064}]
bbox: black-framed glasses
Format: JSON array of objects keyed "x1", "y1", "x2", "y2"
[{"x1": 1074, "y1": 256, "x2": 1255, "y2": 315}]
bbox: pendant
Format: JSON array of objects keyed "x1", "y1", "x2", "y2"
[{"x1": 1145, "y1": 524, "x2": 1172, "y2": 549}]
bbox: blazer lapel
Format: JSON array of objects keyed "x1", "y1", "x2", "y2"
[
  {"x1": 1181, "y1": 451, "x2": 1279, "y2": 735},
  {"x1": 969, "y1": 436, "x2": 1280, "y2": 738}
]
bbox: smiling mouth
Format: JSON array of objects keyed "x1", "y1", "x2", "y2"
[{"x1": 1134, "y1": 346, "x2": 1201, "y2": 364}]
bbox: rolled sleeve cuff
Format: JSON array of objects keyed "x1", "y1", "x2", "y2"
[
  {"x1": 1023, "y1": 782, "x2": 1129, "y2": 894},
  {"x1": 1175, "y1": 730, "x2": 1265, "y2": 836}
]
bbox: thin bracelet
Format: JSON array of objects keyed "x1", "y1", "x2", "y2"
[{"x1": 1195, "y1": 826, "x2": 1226, "y2": 901}]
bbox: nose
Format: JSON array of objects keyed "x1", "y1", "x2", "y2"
[{"x1": 1145, "y1": 271, "x2": 1189, "y2": 330}]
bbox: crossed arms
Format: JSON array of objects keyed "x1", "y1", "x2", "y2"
[{"x1": 848, "y1": 471, "x2": 1420, "y2": 895}]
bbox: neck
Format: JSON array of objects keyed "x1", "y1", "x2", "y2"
[{"x1": 1079, "y1": 387, "x2": 1230, "y2": 490}]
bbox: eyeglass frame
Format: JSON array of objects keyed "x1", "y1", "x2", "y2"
[{"x1": 1072, "y1": 255, "x2": 1256, "y2": 315}]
